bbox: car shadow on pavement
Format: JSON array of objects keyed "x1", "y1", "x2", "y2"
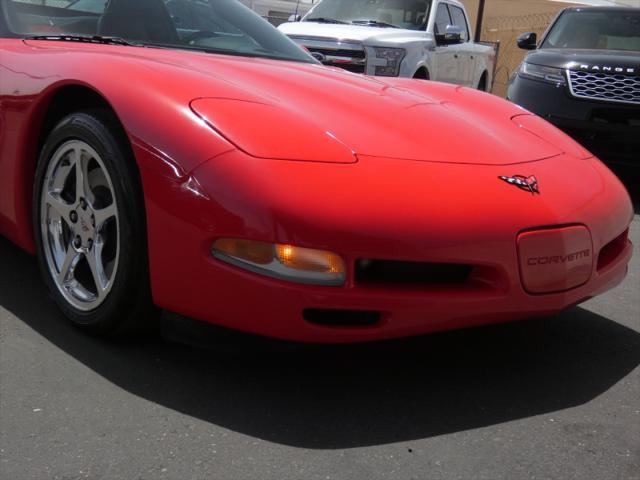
[{"x1": 1, "y1": 236, "x2": 639, "y2": 449}]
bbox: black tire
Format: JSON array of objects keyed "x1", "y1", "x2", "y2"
[
  {"x1": 413, "y1": 69, "x2": 430, "y2": 81},
  {"x1": 478, "y1": 73, "x2": 488, "y2": 91},
  {"x1": 33, "y1": 110, "x2": 156, "y2": 336}
]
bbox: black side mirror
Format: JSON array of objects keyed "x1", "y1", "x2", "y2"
[
  {"x1": 288, "y1": 14, "x2": 302, "y2": 22},
  {"x1": 436, "y1": 25, "x2": 464, "y2": 46},
  {"x1": 517, "y1": 32, "x2": 537, "y2": 50}
]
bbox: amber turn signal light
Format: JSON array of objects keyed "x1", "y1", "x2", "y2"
[
  {"x1": 276, "y1": 244, "x2": 345, "y2": 274},
  {"x1": 212, "y1": 238, "x2": 273, "y2": 265},
  {"x1": 212, "y1": 238, "x2": 346, "y2": 286}
]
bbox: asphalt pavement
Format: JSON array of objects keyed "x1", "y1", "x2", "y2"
[{"x1": 1, "y1": 171, "x2": 638, "y2": 480}]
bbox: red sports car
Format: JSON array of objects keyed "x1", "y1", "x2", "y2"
[{"x1": 0, "y1": 0, "x2": 633, "y2": 343}]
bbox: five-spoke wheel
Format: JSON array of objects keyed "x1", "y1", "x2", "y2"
[
  {"x1": 41, "y1": 140, "x2": 119, "y2": 311},
  {"x1": 34, "y1": 111, "x2": 154, "y2": 335}
]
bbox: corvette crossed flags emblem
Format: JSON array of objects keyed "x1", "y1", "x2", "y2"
[{"x1": 499, "y1": 175, "x2": 540, "y2": 195}]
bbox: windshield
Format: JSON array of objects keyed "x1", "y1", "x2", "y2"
[
  {"x1": 542, "y1": 10, "x2": 640, "y2": 51},
  {"x1": 0, "y1": 0, "x2": 315, "y2": 62},
  {"x1": 303, "y1": 0, "x2": 432, "y2": 30}
]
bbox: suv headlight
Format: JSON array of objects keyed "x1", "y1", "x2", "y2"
[
  {"x1": 374, "y1": 47, "x2": 406, "y2": 76},
  {"x1": 519, "y1": 62, "x2": 566, "y2": 85}
]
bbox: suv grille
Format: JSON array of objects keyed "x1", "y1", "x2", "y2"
[
  {"x1": 568, "y1": 70, "x2": 640, "y2": 105},
  {"x1": 288, "y1": 36, "x2": 366, "y2": 74}
]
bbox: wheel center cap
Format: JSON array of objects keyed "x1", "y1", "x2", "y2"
[
  {"x1": 80, "y1": 217, "x2": 91, "y2": 233},
  {"x1": 74, "y1": 207, "x2": 95, "y2": 246}
]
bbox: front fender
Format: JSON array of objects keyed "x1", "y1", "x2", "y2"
[{"x1": 399, "y1": 44, "x2": 435, "y2": 78}]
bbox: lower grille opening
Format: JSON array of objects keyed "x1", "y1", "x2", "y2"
[
  {"x1": 591, "y1": 108, "x2": 640, "y2": 127},
  {"x1": 557, "y1": 110, "x2": 639, "y2": 165},
  {"x1": 303, "y1": 309, "x2": 381, "y2": 327},
  {"x1": 563, "y1": 131, "x2": 638, "y2": 164},
  {"x1": 355, "y1": 259, "x2": 473, "y2": 286},
  {"x1": 598, "y1": 230, "x2": 629, "y2": 272}
]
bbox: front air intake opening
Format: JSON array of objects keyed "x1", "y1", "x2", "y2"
[
  {"x1": 303, "y1": 309, "x2": 381, "y2": 327},
  {"x1": 597, "y1": 229, "x2": 629, "y2": 272},
  {"x1": 355, "y1": 259, "x2": 473, "y2": 286}
]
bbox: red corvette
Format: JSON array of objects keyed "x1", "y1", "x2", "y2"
[{"x1": 0, "y1": 0, "x2": 633, "y2": 343}]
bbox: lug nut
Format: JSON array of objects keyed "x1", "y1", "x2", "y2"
[
  {"x1": 73, "y1": 236, "x2": 82, "y2": 248},
  {"x1": 87, "y1": 239, "x2": 93, "y2": 250},
  {"x1": 70, "y1": 211, "x2": 78, "y2": 224},
  {"x1": 79, "y1": 198, "x2": 87, "y2": 210}
]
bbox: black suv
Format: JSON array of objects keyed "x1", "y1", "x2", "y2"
[{"x1": 508, "y1": 7, "x2": 639, "y2": 166}]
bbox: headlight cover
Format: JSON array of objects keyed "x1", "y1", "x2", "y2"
[
  {"x1": 190, "y1": 98, "x2": 356, "y2": 164},
  {"x1": 519, "y1": 62, "x2": 566, "y2": 85},
  {"x1": 374, "y1": 47, "x2": 406, "y2": 76},
  {"x1": 212, "y1": 238, "x2": 346, "y2": 286}
]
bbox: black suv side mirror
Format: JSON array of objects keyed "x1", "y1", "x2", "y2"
[
  {"x1": 436, "y1": 25, "x2": 464, "y2": 46},
  {"x1": 517, "y1": 32, "x2": 537, "y2": 50}
]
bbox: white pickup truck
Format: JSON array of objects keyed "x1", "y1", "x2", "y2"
[{"x1": 279, "y1": 0, "x2": 495, "y2": 90}]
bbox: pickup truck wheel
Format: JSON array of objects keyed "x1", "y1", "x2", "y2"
[
  {"x1": 477, "y1": 73, "x2": 488, "y2": 91},
  {"x1": 413, "y1": 69, "x2": 430, "y2": 80}
]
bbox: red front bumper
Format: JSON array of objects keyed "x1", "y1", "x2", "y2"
[{"x1": 137, "y1": 147, "x2": 634, "y2": 343}]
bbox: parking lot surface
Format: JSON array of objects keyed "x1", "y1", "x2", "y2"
[{"x1": 1, "y1": 177, "x2": 638, "y2": 480}]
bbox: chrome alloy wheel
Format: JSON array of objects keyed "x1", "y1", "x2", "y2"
[{"x1": 40, "y1": 140, "x2": 120, "y2": 311}]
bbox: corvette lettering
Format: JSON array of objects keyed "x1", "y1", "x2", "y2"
[
  {"x1": 527, "y1": 249, "x2": 590, "y2": 266},
  {"x1": 579, "y1": 64, "x2": 636, "y2": 74}
]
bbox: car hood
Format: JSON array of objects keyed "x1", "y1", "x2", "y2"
[
  {"x1": 26, "y1": 41, "x2": 562, "y2": 165},
  {"x1": 278, "y1": 21, "x2": 428, "y2": 44},
  {"x1": 525, "y1": 48, "x2": 640, "y2": 72},
  {"x1": 185, "y1": 57, "x2": 561, "y2": 165},
  {"x1": 190, "y1": 86, "x2": 562, "y2": 165}
]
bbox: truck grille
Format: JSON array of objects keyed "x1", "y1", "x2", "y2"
[
  {"x1": 288, "y1": 36, "x2": 366, "y2": 74},
  {"x1": 568, "y1": 70, "x2": 640, "y2": 106}
]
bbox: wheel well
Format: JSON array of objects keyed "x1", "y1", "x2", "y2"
[
  {"x1": 17, "y1": 85, "x2": 131, "y2": 252},
  {"x1": 413, "y1": 68, "x2": 430, "y2": 80},
  {"x1": 478, "y1": 71, "x2": 488, "y2": 90},
  {"x1": 38, "y1": 86, "x2": 122, "y2": 152}
]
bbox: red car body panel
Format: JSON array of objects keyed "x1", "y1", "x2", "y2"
[{"x1": 0, "y1": 39, "x2": 634, "y2": 342}]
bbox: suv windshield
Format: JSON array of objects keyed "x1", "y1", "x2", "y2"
[
  {"x1": 542, "y1": 9, "x2": 640, "y2": 52},
  {"x1": 0, "y1": 0, "x2": 315, "y2": 62},
  {"x1": 304, "y1": 0, "x2": 432, "y2": 31}
]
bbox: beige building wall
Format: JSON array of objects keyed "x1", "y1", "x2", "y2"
[{"x1": 459, "y1": 0, "x2": 579, "y2": 96}]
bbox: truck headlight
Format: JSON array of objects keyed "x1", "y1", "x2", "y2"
[
  {"x1": 212, "y1": 238, "x2": 346, "y2": 286},
  {"x1": 374, "y1": 47, "x2": 406, "y2": 76},
  {"x1": 519, "y1": 62, "x2": 566, "y2": 85}
]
